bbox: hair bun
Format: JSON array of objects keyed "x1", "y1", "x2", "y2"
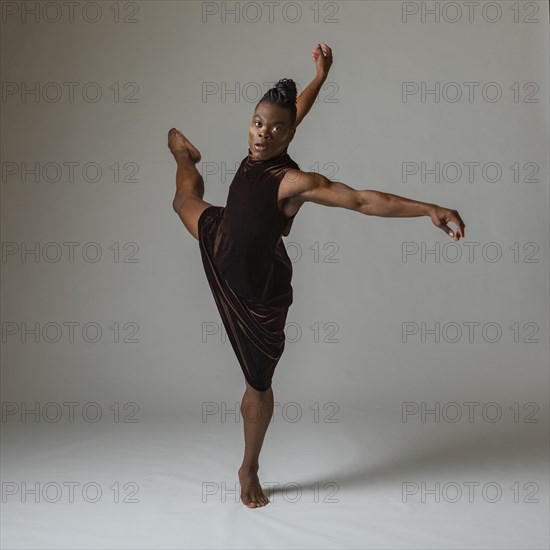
[
  {"x1": 274, "y1": 78, "x2": 298, "y2": 104},
  {"x1": 256, "y1": 77, "x2": 298, "y2": 126}
]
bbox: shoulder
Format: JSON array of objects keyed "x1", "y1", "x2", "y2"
[{"x1": 279, "y1": 169, "x2": 326, "y2": 201}]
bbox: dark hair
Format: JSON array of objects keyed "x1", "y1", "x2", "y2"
[{"x1": 257, "y1": 78, "x2": 298, "y2": 126}]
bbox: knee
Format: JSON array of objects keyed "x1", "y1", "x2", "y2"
[
  {"x1": 244, "y1": 383, "x2": 273, "y2": 405},
  {"x1": 173, "y1": 189, "x2": 204, "y2": 214},
  {"x1": 240, "y1": 397, "x2": 272, "y2": 422},
  {"x1": 173, "y1": 191, "x2": 191, "y2": 213},
  {"x1": 245, "y1": 378, "x2": 272, "y2": 395},
  {"x1": 172, "y1": 194, "x2": 192, "y2": 216}
]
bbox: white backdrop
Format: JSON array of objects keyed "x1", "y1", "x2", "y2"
[{"x1": 2, "y1": 1, "x2": 548, "y2": 548}]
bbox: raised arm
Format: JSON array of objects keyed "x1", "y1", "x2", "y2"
[
  {"x1": 283, "y1": 170, "x2": 465, "y2": 241},
  {"x1": 294, "y1": 43, "x2": 333, "y2": 127}
]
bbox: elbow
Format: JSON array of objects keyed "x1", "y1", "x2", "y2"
[
  {"x1": 357, "y1": 191, "x2": 371, "y2": 215},
  {"x1": 357, "y1": 190, "x2": 391, "y2": 216}
]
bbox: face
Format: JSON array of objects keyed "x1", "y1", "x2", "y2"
[{"x1": 249, "y1": 101, "x2": 296, "y2": 160}]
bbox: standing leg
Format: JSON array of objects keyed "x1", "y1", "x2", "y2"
[
  {"x1": 167, "y1": 128, "x2": 213, "y2": 240},
  {"x1": 238, "y1": 380, "x2": 274, "y2": 508}
]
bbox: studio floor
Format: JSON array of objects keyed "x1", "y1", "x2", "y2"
[{"x1": 2, "y1": 405, "x2": 548, "y2": 549}]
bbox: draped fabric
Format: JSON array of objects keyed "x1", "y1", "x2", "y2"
[{"x1": 197, "y1": 148, "x2": 300, "y2": 391}]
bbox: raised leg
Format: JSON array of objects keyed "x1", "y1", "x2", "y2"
[
  {"x1": 238, "y1": 380, "x2": 273, "y2": 508},
  {"x1": 168, "y1": 128, "x2": 213, "y2": 240}
]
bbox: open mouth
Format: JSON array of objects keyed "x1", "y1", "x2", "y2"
[{"x1": 254, "y1": 144, "x2": 267, "y2": 151}]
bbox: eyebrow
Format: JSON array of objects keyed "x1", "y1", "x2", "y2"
[{"x1": 253, "y1": 115, "x2": 287, "y2": 125}]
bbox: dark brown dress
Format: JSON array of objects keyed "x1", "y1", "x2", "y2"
[{"x1": 197, "y1": 147, "x2": 300, "y2": 391}]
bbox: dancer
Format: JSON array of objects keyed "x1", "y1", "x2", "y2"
[{"x1": 168, "y1": 43, "x2": 465, "y2": 508}]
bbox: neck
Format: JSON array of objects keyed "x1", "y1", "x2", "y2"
[{"x1": 247, "y1": 147, "x2": 288, "y2": 163}]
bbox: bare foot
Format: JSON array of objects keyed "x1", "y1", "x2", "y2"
[
  {"x1": 167, "y1": 128, "x2": 201, "y2": 163},
  {"x1": 238, "y1": 466, "x2": 269, "y2": 508}
]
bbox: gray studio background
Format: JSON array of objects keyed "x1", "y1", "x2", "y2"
[
  {"x1": 2, "y1": 0, "x2": 547, "y2": 414},
  {"x1": 1, "y1": 1, "x2": 549, "y2": 548}
]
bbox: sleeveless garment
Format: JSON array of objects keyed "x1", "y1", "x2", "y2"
[{"x1": 197, "y1": 147, "x2": 300, "y2": 391}]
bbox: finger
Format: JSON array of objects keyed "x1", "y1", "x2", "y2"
[
  {"x1": 458, "y1": 219, "x2": 465, "y2": 238},
  {"x1": 449, "y1": 215, "x2": 465, "y2": 238},
  {"x1": 438, "y1": 222, "x2": 455, "y2": 238},
  {"x1": 316, "y1": 43, "x2": 328, "y2": 56},
  {"x1": 452, "y1": 224, "x2": 464, "y2": 239},
  {"x1": 455, "y1": 220, "x2": 465, "y2": 238},
  {"x1": 452, "y1": 210, "x2": 465, "y2": 227},
  {"x1": 449, "y1": 222, "x2": 463, "y2": 240},
  {"x1": 451, "y1": 212, "x2": 464, "y2": 227}
]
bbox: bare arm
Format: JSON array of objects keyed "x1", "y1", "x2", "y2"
[
  {"x1": 359, "y1": 189, "x2": 434, "y2": 218},
  {"x1": 295, "y1": 43, "x2": 333, "y2": 127},
  {"x1": 295, "y1": 74, "x2": 326, "y2": 127},
  {"x1": 291, "y1": 171, "x2": 466, "y2": 240}
]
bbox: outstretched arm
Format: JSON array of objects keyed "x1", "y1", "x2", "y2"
[
  {"x1": 288, "y1": 171, "x2": 465, "y2": 241},
  {"x1": 295, "y1": 43, "x2": 333, "y2": 127}
]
